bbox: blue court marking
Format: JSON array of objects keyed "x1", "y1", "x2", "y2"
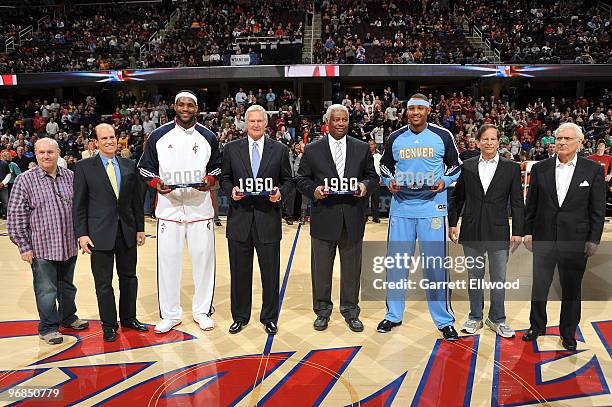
[{"x1": 263, "y1": 223, "x2": 302, "y2": 356}]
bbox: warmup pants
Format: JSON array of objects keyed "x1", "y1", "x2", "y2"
[
  {"x1": 157, "y1": 219, "x2": 216, "y2": 320},
  {"x1": 385, "y1": 216, "x2": 455, "y2": 329}
]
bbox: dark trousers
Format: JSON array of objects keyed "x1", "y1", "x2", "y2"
[
  {"x1": 283, "y1": 186, "x2": 296, "y2": 219},
  {"x1": 0, "y1": 187, "x2": 8, "y2": 217},
  {"x1": 228, "y1": 222, "x2": 280, "y2": 324},
  {"x1": 311, "y1": 223, "x2": 362, "y2": 319},
  {"x1": 529, "y1": 247, "x2": 587, "y2": 340},
  {"x1": 90, "y1": 226, "x2": 138, "y2": 329},
  {"x1": 142, "y1": 184, "x2": 156, "y2": 215},
  {"x1": 31, "y1": 257, "x2": 79, "y2": 335},
  {"x1": 368, "y1": 183, "x2": 380, "y2": 220}
]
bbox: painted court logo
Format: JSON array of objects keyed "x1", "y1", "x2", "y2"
[{"x1": 0, "y1": 320, "x2": 610, "y2": 405}]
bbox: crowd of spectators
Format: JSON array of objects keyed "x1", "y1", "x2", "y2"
[
  {"x1": 1, "y1": 0, "x2": 610, "y2": 72},
  {"x1": 314, "y1": 0, "x2": 483, "y2": 64},
  {"x1": 463, "y1": 0, "x2": 612, "y2": 63},
  {"x1": 1, "y1": 86, "x2": 610, "y2": 168},
  {"x1": 327, "y1": 87, "x2": 611, "y2": 164},
  {"x1": 0, "y1": 0, "x2": 308, "y2": 73},
  {"x1": 1, "y1": 85, "x2": 610, "y2": 219},
  {"x1": 0, "y1": 4, "x2": 166, "y2": 73},
  {"x1": 149, "y1": 0, "x2": 307, "y2": 68}
]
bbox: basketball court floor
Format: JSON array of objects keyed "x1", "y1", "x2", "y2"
[{"x1": 0, "y1": 218, "x2": 611, "y2": 406}]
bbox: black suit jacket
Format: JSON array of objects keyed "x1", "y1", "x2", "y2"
[
  {"x1": 296, "y1": 135, "x2": 378, "y2": 242},
  {"x1": 525, "y1": 156, "x2": 606, "y2": 253},
  {"x1": 221, "y1": 137, "x2": 293, "y2": 243},
  {"x1": 73, "y1": 156, "x2": 145, "y2": 251},
  {"x1": 449, "y1": 156, "x2": 524, "y2": 247}
]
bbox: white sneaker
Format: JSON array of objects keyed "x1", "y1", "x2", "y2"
[
  {"x1": 194, "y1": 314, "x2": 214, "y2": 331},
  {"x1": 39, "y1": 331, "x2": 64, "y2": 345},
  {"x1": 485, "y1": 318, "x2": 515, "y2": 338},
  {"x1": 154, "y1": 319, "x2": 181, "y2": 334},
  {"x1": 461, "y1": 319, "x2": 484, "y2": 334}
]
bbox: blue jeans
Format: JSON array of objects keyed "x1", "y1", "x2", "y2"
[
  {"x1": 462, "y1": 245, "x2": 508, "y2": 324},
  {"x1": 32, "y1": 257, "x2": 79, "y2": 335}
]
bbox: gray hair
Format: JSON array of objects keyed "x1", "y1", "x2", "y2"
[
  {"x1": 245, "y1": 104, "x2": 268, "y2": 124},
  {"x1": 325, "y1": 104, "x2": 349, "y2": 122},
  {"x1": 555, "y1": 122, "x2": 584, "y2": 141},
  {"x1": 34, "y1": 137, "x2": 60, "y2": 152}
]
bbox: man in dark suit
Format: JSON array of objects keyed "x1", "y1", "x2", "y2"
[
  {"x1": 296, "y1": 104, "x2": 377, "y2": 332},
  {"x1": 523, "y1": 122, "x2": 606, "y2": 350},
  {"x1": 449, "y1": 124, "x2": 524, "y2": 338},
  {"x1": 221, "y1": 105, "x2": 292, "y2": 335},
  {"x1": 73, "y1": 123, "x2": 147, "y2": 342}
]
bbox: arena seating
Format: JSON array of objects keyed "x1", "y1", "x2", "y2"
[
  {"x1": 1, "y1": 0, "x2": 609, "y2": 72},
  {"x1": 463, "y1": 0, "x2": 612, "y2": 63}
]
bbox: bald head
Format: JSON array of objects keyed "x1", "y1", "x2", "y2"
[
  {"x1": 34, "y1": 138, "x2": 60, "y2": 174},
  {"x1": 94, "y1": 123, "x2": 115, "y2": 140},
  {"x1": 94, "y1": 123, "x2": 118, "y2": 158},
  {"x1": 34, "y1": 137, "x2": 60, "y2": 153}
]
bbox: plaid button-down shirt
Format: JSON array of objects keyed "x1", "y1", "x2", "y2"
[{"x1": 7, "y1": 166, "x2": 77, "y2": 261}]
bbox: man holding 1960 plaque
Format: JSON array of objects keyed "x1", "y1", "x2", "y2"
[
  {"x1": 221, "y1": 104, "x2": 292, "y2": 336},
  {"x1": 296, "y1": 104, "x2": 377, "y2": 333}
]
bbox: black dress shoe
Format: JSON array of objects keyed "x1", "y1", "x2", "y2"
[
  {"x1": 215, "y1": 220, "x2": 222, "y2": 227},
  {"x1": 377, "y1": 319, "x2": 402, "y2": 333},
  {"x1": 284, "y1": 218, "x2": 294, "y2": 225},
  {"x1": 121, "y1": 319, "x2": 149, "y2": 332},
  {"x1": 346, "y1": 318, "x2": 364, "y2": 332},
  {"x1": 561, "y1": 337, "x2": 577, "y2": 351},
  {"x1": 373, "y1": 218, "x2": 381, "y2": 223},
  {"x1": 229, "y1": 321, "x2": 247, "y2": 334},
  {"x1": 313, "y1": 316, "x2": 329, "y2": 331},
  {"x1": 522, "y1": 328, "x2": 545, "y2": 342},
  {"x1": 439, "y1": 325, "x2": 459, "y2": 341},
  {"x1": 103, "y1": 328, "x2": 117, "y2": 342},
  {"x1": 263, "y1": 321, "x2": 278, "y2": 335}
]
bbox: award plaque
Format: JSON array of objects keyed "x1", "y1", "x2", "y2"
[
  {"x1": 237, "y1": 178, "x2": 276, "y2": 196},
  {"x1": 323, "y1": 177, "x2": 359, "y2": 195},
  {"x1": 167, "y1": 182, "x2": 208, "y2": 190}
]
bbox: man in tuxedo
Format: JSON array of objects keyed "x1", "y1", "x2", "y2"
[
  {"x1": 73, "y1": 123, "x2": 147, "y2": 342},
  {"x1": 523, "y1": 122, "x2": 606, "y2": 350},
  {"x1": 296, "y1": 104, "x2": 377, "y2": 332},
  {"x1": 221, "y1": 104, "x2": 292, "y2": 335},
  {"x1": 449, "y1": 124, "x2": 524, "y2": 338}
]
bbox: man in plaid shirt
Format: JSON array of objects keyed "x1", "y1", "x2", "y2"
[{"x1": 7, "y1": 138, "x2": 88, "y2": 345}]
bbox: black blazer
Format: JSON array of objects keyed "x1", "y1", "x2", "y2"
[
  {"x1": 296, "y1": 135, "x2": 378, "y2": 242},
  {"x1": 525, "y1": 156, "x2": 606, "y2": 252},
  {"x1": 73, "y1": 156, "x2": 145, "y2": 251},
  {"x1": 221, "y1": 137, "x2": 293, "y2": 243},
  {"x1": 449, "y1": 156, "x2": 524, "y2": 246}
]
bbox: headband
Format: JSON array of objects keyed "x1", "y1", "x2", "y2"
[
  {"x1": 407, "y1": 99, "x2": 430, "y2": 108},
  {"x1": 175, "y1": 91, "x2": 197, "y2": 105}
]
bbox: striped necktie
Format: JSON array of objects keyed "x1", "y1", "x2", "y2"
[{"x1": 334, "y1": 140, "x2": 344, "y2": 178}]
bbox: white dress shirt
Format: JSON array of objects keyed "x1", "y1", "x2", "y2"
[
  {"x1": 372, "y1": 152, "x2": 382, "y2": 176},
  {"x1": 478, "y1": 153, "x2": 499, "y2": 194},
  {"x1": 328, "y1": 134, "x2": 347, "y2": 177},
  {"x1": 248, "y1": 135, "x2": 265, "y2": 170},
  {"x1": 555, "y1": 154, "x2": 577, "y2": 206}
]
